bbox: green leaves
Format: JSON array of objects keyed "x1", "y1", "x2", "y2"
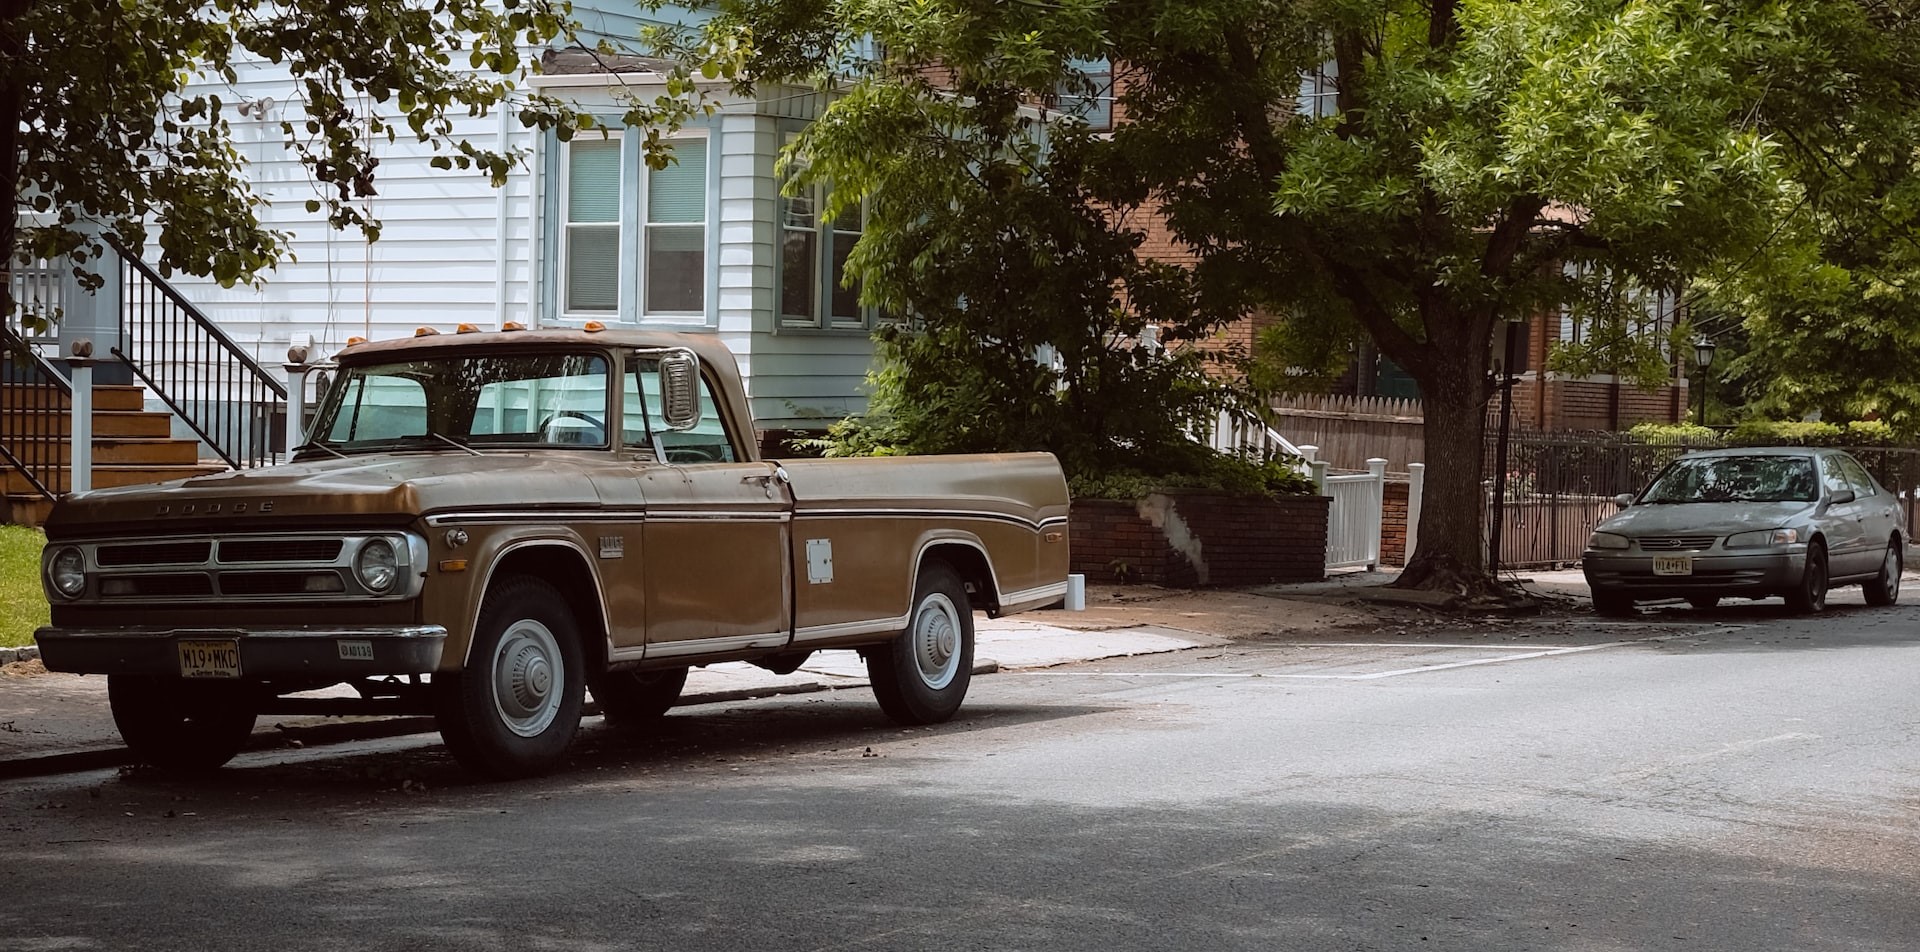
[{"x1": 3, "y1": 0, "x2": 587, "y2": 317}]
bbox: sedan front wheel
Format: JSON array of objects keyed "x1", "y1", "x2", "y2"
[
  {"x1": 1864, "y1": 542, "x2": 1902, "y2": 607},
  {"x1": 1785, "y1": 543, "x2": 1829, "y2": 615}
]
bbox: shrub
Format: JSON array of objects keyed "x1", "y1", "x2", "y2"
[{"x1": 1626, "y1": 421, "x2": 1720, "y2": 444}]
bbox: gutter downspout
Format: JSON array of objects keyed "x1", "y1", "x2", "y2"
[{"x1": 494, "y1": 104, "x2": 512, "y2": 329}]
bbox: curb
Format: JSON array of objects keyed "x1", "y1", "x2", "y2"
[
  {"x1": 0, "y1": 646, "x2": 41, "y2": 665},
  {"x1": 0, "y1": 660, "x2": 1001, "y2": 782}
]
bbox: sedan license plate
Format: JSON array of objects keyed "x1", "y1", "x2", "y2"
[
  {"x1": 1652, "y1": 556, "x2": 1693, "y2": 577},
  {"x1": 178, "y1": 639, "x2": 241, "y2": 678}
]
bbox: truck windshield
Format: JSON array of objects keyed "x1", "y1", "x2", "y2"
[
  {"x1": 1640, "y1": 455, "x2": 1818, "y2": 504},
  {"x1": 312, "y1": 352, "x2": 612, "y2": 452}
]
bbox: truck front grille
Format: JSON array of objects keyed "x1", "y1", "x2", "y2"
[
  {"x1": 68, "y1": 533, "x2": 424, "y2": 603},
  {"x1": 97, "y1": 541, "x2": 213, "y2": 567}
]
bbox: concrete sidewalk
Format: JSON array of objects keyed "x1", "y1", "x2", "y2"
[{"x1": 3, "y1": 584, "x2": 1380, "y2": 777}]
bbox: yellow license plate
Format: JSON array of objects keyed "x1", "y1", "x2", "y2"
[
  {"x1": 178, "y1": 639, "x2": 241, "y2": 678},
  {"x1": 1652, "y1": 556, "x2": 1693, "y2": 576}
]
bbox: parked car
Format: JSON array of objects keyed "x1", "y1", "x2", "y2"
[{"x1": 1583, "y1": 447, "x2": 1905, "y2": 615}]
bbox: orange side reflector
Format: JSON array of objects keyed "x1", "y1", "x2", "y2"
[
  {"x1": 455, "y1": 323, "x2": 480, "y2": 334},
  {"x1": 438, "y1": 559, "x2": 469, "y2": 573},
  {"x1": 582, "y1": 321, "x2": 606, "y2": 332},
  {"x1": 501, "y1": 322, "x2": 526, "y2": 332},
  {"x1": 414, "y1": 326, "x2": 440, "y2": 337}
]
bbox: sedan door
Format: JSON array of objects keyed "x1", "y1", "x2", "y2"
[
  {"x1": 1817, "y1": 454, "x2": 1872, "y2": 577},
  {"x1": 1837, "y1": 453, "x2": 1901, "y2": 566}
]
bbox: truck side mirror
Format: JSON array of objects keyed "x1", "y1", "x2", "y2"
[
  {"x1": 658, "y1": 350, "x2": 703, "y2": 431},
  {"x1": 1613, "y1": 493, "x2": 1635, "y2": 508}
]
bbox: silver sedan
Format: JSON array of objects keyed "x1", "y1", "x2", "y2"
[{"x1": 1583, "y1": 447, "x2": 1906, "y2": 615}]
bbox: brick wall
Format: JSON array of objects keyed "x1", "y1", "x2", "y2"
[
  {"x1": 1069, "y1": 492, "x2": 1330, "y2": 586},
  {"x1": 1379, "y1": 479, "x2": 1410, "y2": 566}
]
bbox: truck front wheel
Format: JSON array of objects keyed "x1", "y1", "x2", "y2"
[
  {"x1": 867, "y1": 562, "x2": 974, "y2": 725},
  {"x1": 435, "y1": 577, "x2": 585, "y2": 779},
  {"x1": 108, "y1": 676, "x2": 257, "y2": 771}
]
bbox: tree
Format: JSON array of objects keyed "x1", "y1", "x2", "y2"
[
  {"x1": 1, "y1": 0, "x2": 589, "y2": 325},
  {"x1": 667, "y1": 0, "x2": 1913, "y2": 591},
  {"x1": 1696, "y1": 3, "x2": 1920, "y2": 433}
]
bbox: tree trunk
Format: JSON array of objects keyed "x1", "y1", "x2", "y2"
[{"x1": 1391, "y1": 325, "x2": 1514, "y2": 598}]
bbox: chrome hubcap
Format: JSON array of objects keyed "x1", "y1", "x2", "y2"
[
  {"x1": 911, "y1": 593, "x2": 963, "y2": 690},
  {"x1": 1886, "y1": 550, "x2": 1902, "y2": 598},
  {"x1": 492, "y1": 618, "x2": 563, "y2": 737}
]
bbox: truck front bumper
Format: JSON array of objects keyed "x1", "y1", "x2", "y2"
[{"x1": 34, "y1": 625, "x2": 448, "y2": 679}]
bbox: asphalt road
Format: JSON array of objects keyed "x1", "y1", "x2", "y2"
[{"x1": 2, "y1": 599, "x2": 1917, "y2": 952}]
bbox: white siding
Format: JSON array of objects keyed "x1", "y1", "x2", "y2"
[
  {"x1": 137, "y1": 8, "x2": 876, "y2": 434},
  {"x1": 160, "y1": 57, "x2": 538, "y2": 369}
]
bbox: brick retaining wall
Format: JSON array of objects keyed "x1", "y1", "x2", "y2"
[{"x1": 1070, "y1": 491, "x2": 1330, "y2": 587}]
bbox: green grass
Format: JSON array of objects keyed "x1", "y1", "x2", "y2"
[{"x1": 0, "y1": 525, "x2": 48, "y2": 649}]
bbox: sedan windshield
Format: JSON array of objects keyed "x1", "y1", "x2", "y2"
[
  {"x1": 312, "y1": 352, "x2": 611, "y2": 453},
  {"x1": 1640, "y1": 455, "x2": 1818, "y2": 504}
]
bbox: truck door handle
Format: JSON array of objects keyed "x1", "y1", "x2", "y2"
[{"x1": 742, "y1": 467, "x2": 791, "y2": 498}]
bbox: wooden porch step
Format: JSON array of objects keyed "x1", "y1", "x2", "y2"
[
  {"x1": 6, "y1": 495, "x2": 53, "y2": 527},
  {"x1": 4, "y1": 407, "x2": 176, "y2": 438},
  {"x1": 4, "y1": 462, "x2": 228, "y2": 496},
  {"x1": 0, "y1": 384, "x2": 146, "y2": 412}
]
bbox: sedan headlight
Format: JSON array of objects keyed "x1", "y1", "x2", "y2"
[
  {"x1": 1588, "y1": 531, "x2": 1631, "y2": 550},
  {"x1": 46, "y1": 546, "x2": 86, "y2": 599},
  {"x1": 1726, "y1": 528, "x2": 1801, "y2": 548},
  {"x1": 354, "y1": 538, "x2": 400, "y2": 593}
]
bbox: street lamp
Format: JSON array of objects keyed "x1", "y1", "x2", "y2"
[{"x1": 1694, "y1": 337, "x2": 1718, "y2": 425}]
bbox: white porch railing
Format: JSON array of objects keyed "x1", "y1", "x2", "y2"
[{"x1": 1309, "y1": 452, "x2": 1387, "y2": 571}]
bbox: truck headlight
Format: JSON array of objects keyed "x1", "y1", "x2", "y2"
[
  {"x1": 1726, "y1": 528, "x2": 1800, "y2": 548},
  {"x1": 1587, "y1": 532, "x2": 1630, "y2": 550},
  {"x1": 355, "y1": 538, "x2": 399, "y2": 593},
  {"x1": 47, "y1": 546, "x2": 86, "y2": 599}
]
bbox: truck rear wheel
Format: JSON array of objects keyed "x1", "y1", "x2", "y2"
[
  {"x1": 435, "y1": 577, "x2": 585, "y2": 779},
  {"x1": 108, "y1": 676, "x2": 257, "y2": 772},
  {"x1": 867, "y1": 562, "x2": 974, "y2": 725},
  {"x1": 591, "y1": 666, "x2": 688, "y2": 724}
]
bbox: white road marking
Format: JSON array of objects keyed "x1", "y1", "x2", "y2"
[{"x1": 1022, "y1": 640, "x2": 1637, "y2": 681}]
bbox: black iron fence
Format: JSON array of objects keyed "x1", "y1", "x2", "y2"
[
  {"x1": 0, "y1": 326, "x2": 73, "y2": 500},
  {"x1": 1483, "y1": 427, "x2": 1920, "y2": 568},
  {"x1": 114, "y1": 245, "x2": 287, "y2": 468}
]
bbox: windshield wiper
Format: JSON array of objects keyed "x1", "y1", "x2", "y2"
[
  {"x1": 293, "y1": 441, "x2": 349, "y2": 460},
  {"x1": 424, "y1": 431, "x2": 482, "y2": 456}
]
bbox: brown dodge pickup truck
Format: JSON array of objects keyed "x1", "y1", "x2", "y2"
[{"x1": 35, "y1": 328, "x2": 1069, "y2": 777}]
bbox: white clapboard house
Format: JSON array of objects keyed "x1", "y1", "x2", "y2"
[{"x1": 3, "y1": 2, "x2": 881, "y2": 522}]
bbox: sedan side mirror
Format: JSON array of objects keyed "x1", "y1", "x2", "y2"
[
  {"x1": 1829, "y1": 488, "x2": 1857, "y2": 505},
  {"x1": 1613, "y1": 493, "x2": 1635, "y2": 508}
]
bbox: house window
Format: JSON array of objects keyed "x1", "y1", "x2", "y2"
[
  {"x1": 780, "y1": 137, "x2": 871, "y2": 329},
  {"x1": 645, "y1": 139, "x2": 706, "y2": 314},
  {"x1": 564, "y1": 137, "x2": 622, "y2": 314},
  {"x1": 1298, "y1": 57, "x2": 1338, "y2": 119},
  {"x1": 1558, "y1": 263, "x2": 1677, "y2": 359},
  {"x1": 557, "y1": 132, "x2": 709, "y2": 323},
  {"x1": 1057, "y1": 61, "x2": 1113, "y2": 131}
]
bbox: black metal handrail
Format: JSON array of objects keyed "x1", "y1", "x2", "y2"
[
  {"x1": 111, "y1": 242, "x2": 287, "y2": 468},
  {"x1": 0, "y1": 324, "x2": 74, "y2": 500}
]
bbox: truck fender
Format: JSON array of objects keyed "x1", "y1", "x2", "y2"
[{"x1": 453, "y1": 535, "x2": 613, "y2": 670}]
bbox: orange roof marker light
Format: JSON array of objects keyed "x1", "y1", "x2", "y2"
[
  {"x1": 414, "y1": 326, "x2": 440, "y2": 337},
  {"x1": 455, "y1": 323, "x2": 481, "y2": 334},
  {"x1": 582, "y1": 321, "x2": 607, "y2": 332},
  {"x1": 501, "y1": 322, "x2": 526, "y2": 332},
  {"x1": 344, "y1": 336, "x2": 368, "y2": 347}
]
